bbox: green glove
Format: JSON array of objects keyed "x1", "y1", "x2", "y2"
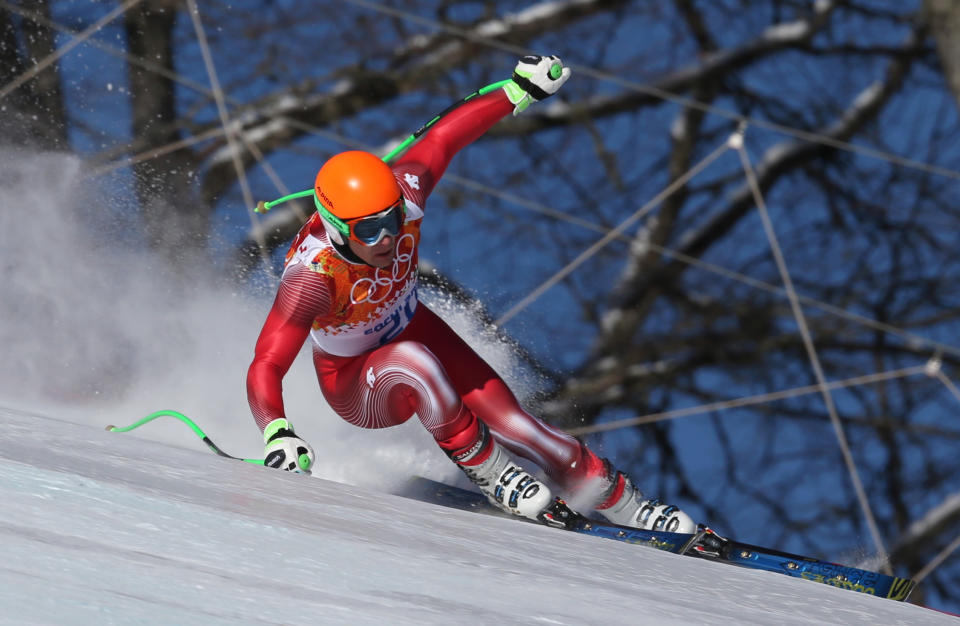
[
  {"x1": 263, "y1": 418, "x2": 314, "y2": 474},
  {"x1": 503, "y1": 54, "x2": 571, "y2": 115}
]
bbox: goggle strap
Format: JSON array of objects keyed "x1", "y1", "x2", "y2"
[{"x1": 313, "y1": 195, "x2": 351, "y2": 237}]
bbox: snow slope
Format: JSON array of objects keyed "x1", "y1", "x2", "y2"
[{"x1": 0, "y1": 406, "x2": 951, "y2": 626}]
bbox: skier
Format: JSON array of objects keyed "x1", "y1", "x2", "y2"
[{"x1": 246, "y1": 55, "x2": 696, "y2": 533}]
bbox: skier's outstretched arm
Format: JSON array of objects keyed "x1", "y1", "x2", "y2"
[{"x1": 394, "y1": 55, "x2": 570, "y2": 202}]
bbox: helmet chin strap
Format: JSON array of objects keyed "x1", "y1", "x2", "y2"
[{"x1": 321, "y1": 217, "x2": 345, "y2": 245}]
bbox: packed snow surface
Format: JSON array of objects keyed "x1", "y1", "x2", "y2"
[{"x1": 0, "y1": 406, "x2": 952, "y2": 626}]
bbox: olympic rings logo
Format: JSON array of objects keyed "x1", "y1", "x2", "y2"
[{"x1": 350, "y1": 233, "x2": 416, "y2": 304}]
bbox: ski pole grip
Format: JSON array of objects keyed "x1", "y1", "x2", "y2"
[{"x1": 549, "y1": 63, "x2": 562, "y2": 80}]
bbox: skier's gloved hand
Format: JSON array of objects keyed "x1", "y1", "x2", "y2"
[
  {"x1": 263, "y1": 418, "x2": 314, "y2": 474},
  {"x1": 503, "y1": 54, "x2": 571, "y2": 115}
]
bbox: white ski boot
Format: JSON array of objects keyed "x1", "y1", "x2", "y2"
[
  {"x1": 597, "y1": 473, "x2": 696, "y2": 534},
  {"x1": 457, "y1": 439, "x2": 553, "y2": 521}
]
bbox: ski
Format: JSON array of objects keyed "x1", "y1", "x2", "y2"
[
  {"x1": 104, "y1": 413, "x2": 916, "y2": 603},
  {"x1": 402, "y1": 476, "x2": 916, "y2": 603}
]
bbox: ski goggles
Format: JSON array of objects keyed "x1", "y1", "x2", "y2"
[{"x1": 314, "y1": 195, "x2": 406, "y2": 246}]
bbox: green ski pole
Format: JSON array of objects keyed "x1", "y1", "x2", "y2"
[
  {"x1": 254, "y1": 77, "x2": 515, "y2": 214},
  {"x1": 106, "y1": 410, "x2": 264, "y2": 465}
]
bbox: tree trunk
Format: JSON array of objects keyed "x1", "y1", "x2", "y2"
[
  {"x1": 925, "y1": 0, "x2": 960, "y2": 109},
  {"x1": 124, "y1": 0, "x2": 207, "y2": 266},
  {"x1": 0, "y1": 1, "x2": 67, "y2": 150}
]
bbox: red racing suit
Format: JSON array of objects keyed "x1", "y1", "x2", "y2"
[{"x1": 247, "y1": 89, "x2": 614, "y2": 499}]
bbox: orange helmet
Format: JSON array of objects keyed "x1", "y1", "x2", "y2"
[
  {"x1": 315, "y1": 151, "x2": 401, "y2": 219},
  {"x1": 314, "y1": 151, "x2": 404, "y2": 245}
]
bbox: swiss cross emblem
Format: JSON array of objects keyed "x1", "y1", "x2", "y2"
[{"x1": 404, "y1": 173, "x2": 420, "y2": 190}]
